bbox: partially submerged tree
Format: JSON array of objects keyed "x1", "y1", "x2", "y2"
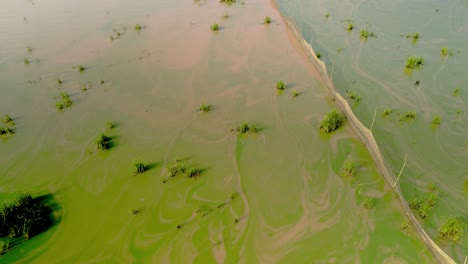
[{"x1": 320, "y1": 110, "x2": 343, "y2": 133}]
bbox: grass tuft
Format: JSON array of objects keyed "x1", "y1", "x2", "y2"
[{"x1": 342, "y1": 161, "x2": 357, "y2": 177}]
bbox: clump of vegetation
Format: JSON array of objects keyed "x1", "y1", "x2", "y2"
[
  {"x1": 405, "y1": 56, "x2": 423, "y2": 70},
  {"x1": 168, "y1": 163, "x2": 187, "y2": 178},
  {"x1": 381, "y1": 107, "x2": 392, "y2": 118},
  {"x1": 405, "y1": 32, "x2": 420, "y2": 40},
  {"x1": 134, "y1": 24, "x2": 142, "y2": 31},
  {"x1": 347, "y1": 23, "x2": 354, "y2": 31},
  {"x1": 276, "y1": 80, "x2": 286, "y2": 90},
  {"x1": 361, "y1": 29, "x2": 369, "y2": 38},
  {"x1": 431, "y1": 116, "x2": 441, "y2": 127},
  {"x1": 0, "y1": 193, "x2": 54, "y2": 242},
  {"x1": 26, "y1": 46, "x2": 33, "y2": 53},
  {"x1": 346, "y1": 90, "x2": 361, "y2": 102},
  {"x1": 219, "y1": 0, "x2": 236, "y2": 4},
  {"x1": 236, "y1": 122, "x2": 259, "y2": 134},
  {"x1": 453, "y1": 88, "x2": 460, "y2": 97},
  {"x1": 363, "y1": 198, "x2": 374, "y2": 209},
  {"x1": 56, "y1": 78, "x2": 62, "y2": 85},
  {"x1": 195, "y1": 204, "x2": 209, "y2": 216},
  {"x1": 210, "y1": 23, "x2": 219, "y2": 31},
  {"x1": 100, "y1": 80, "x2": 105, "y2": 84},
  {"x1": 0, "y1": 126, "x2": 14, "y2": 137},
  {"x1": 427, "y1": 182, "x2": 438, "y2": 192},
  {"x1": 1, "y1": 115, "x2": 14, "y2": 125},
  {"x1": 74, "y1": 65, "x2": 86, "y2": 72},
  {"x1": 409, "y1": 192, "x2": 439, "y2": 219},
  {"x1": 166, "y1": 161, "x2": 203, "y2": 181},
  {"x1": 320, "y1": 110, "x2": 343, "y2": 133},
  {"x1": 441, "y1": 47, "x2": 453, "y2": 56},
  {"x1": 95, "y1": 134, "x2": 112, "y2": 150},
  {"x1": 186, "y1": 168, "x2": 202, "y2": 179},
  {"x1": 264, "y1": 16, "x2": 271, "y2": 24},
  {"x1": 222, "y1": 13, "x2": 229, "y2": 19},
  {"x1": 316, "y1": 52, "x2": 321, "y2": 59},
  {"x1": 198, "y1": 104, "x2": 212, "y2": 113},
  {"x1": 342, "y1": 161, "x2": 357, "y2": 177},
  {"x1": 438, "y1": 217, "x2": 465, "y2": 241},
  {"x1": 324, "y1": 12, "x2": 330, "y2": 18},
  {"x1": 55, "y1": 92, "x2": 73, "y2": 110},
  {"x1": 132, "y1": 161, "x2": 146, "y2": 175},
  {"x1": 105, "y1": 120, "x2": 115, "y2": 130},
  {"x1": 292, "y1": 90, "x2": 299, "y2": 98},
  {"x1": 24, "y1": 58, "x2": 30, "y2": 64},
  {"x1": 399, "y1": 111, "x2": 416, "y2": 122}
]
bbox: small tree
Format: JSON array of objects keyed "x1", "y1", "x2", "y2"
[
  {"x1": 133, "y1": 161, "x2": 146, "y2": 175},
  {"x1": 320, "y1": 110, "x2": 343, "y2": 133},
  {"x1": 95, "y1": 134, "x2": 112, "y2": 150}
]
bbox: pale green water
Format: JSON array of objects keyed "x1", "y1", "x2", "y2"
[
  {"x1": 276, "y1": 0, "x2": 467, "y2": 261},
  {"x1": 0, "y1": 0, "x2": 443, "y2": 262}
]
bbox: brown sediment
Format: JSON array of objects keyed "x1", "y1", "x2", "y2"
[{"x1": 269, "y1": 0, "x2": 455, "y2": 263}]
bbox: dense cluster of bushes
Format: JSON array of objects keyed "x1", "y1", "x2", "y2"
[{"x1": 320, "y1": 110, "x2": 343, "y2": 133}]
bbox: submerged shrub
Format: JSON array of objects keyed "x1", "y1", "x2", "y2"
[
  {"x1": 439, "y1": 217, "x2": 465, "y2": 241},
  {"x1": 134, "y1": 24, "x2": 142, "y2": 31},
  {"x1": 132, "y1": 161, "x2": 146, "y2": 175},
  {"x1": 198, "y1": 104, "x2": 212, "y2": 113},
  {"x1": 75, "y1": 65, "x2": 86, "y2": 72},
  {"x1": 264, "y1": 16, "x2": 271, "y2": 24},
  {"x1": 405, "y1": 56, "x2": 424, "y2": 70},
  {"x1": 381, "y1": 107, "x2": 392, "y2": 118},
  {"x1": 342, "y1": 161, "x2": 357, "y2": 177},
  {"x1": 95, "y1": 134, "x2": 112, "y2": 150},
  {"x1": 363, "y1": 198, "x2": 374, "y2": 209},
  {"x1": 0, "y1": 193, "x2": 54, "y2": 240},
  {"x1": 320, "y1": 110, "x2": 343, "y2": 133},
  {"x1": 360, "y1": 29, "x2": 369, "y2": 38},
  {"x1": 219, "y1": 0, "x2": 236, "y2": 4},
  {"x1": 347, "y1": 23, "x2": 354, "y2": 31},
  {"x1": 431, "y1": 116, "x2": 441, "y2": 127},
  {"x1": 441, "y1": 47, "x2": 452, "y2": 56},
  {"x1": 399, "y1": 111, "x2": 416, "y2": 122},
  {"x1": 210, "y1": 23, "x2": 219, "y2": 31},
  {"x1": 315, "y1": 52, "x2": 321, "y2": 59},
  {"x1": 105, "y1": 120, "x2": 115, "y2": 130},
  {"x1": 346, "y1": 90, "x2": 361, "y2": 102},
  {"x1": 276, "y1": 80, "x2": 286, "y2": 90},
  {"x1": 24, "y1": 58, "x2": 30, "y2": 64},
  {"x1": 292, "y1": 90, "x2": 299, "y2": 98},
  {"x1": 236, "y1": 122, "x2": 259, "y2": 134}
]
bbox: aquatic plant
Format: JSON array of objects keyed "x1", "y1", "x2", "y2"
[
  {"x1": 381, "y1": 107, "x2": 392, "y2": 118},
  {"x1": 319, "y1": 110, "x2": 343, "y2": 133},
  {"x1": 439, "y1": 217, "x2": 465, "y2": 241},
  {"x1": 427, "y1": 182, "x2": 438, "y2": 192},
  {"x1": 264, "y1": 17, "x2": 271, "y2": 24},
  {"x1": 405, "y1": 56, "x2": 423, "y2": 70},
  {"x1": 276, "y1": 80, "x2": 286, "y2": 90},
  {"x1": 292, "y1": 90, "x2": 299, "y2": 98},
  {"x1": 315, "y1": 52, "x2": 321, "y2": 59},
  {"x1": 431, "y1": 116, "x2": 441, "y2": 127},
  {"x1": 441, "y1": 47, "x2": 453, "y2": 56},
  {"x1": 347, "y1": 23, "x2": 354, "y2": 31},
  {"x1": 222, "y1": 13, "x2": 229, "y2": 19},
  {"x1": 453, "y1": 88, "x2": 460, "y2": 96},
  {"x1": 132, "y1": 161, "x2": 146, "y2": 175},
  {"x1": 95, "y1": 134, "x2": 112, "y2": 150},
  {"x1": 324, "y1": 12, "x2": 330, "y2": 18},
  {"x1": 409, "y1": 192, "x2": 439, "y2": 219},
  {"x1": 198, "y1": 104, "x2": 212, "y2": 113},
  {"x1": 346, "y1": 90, "x2": 361, "y2": 102},
  {"x1": 134, "y1": 24, "x2": 142, "y2": 31},
  {"x1": 399, "y1": 111, "x2": 416, "y2": 122},
  {"x1": 75, "y1": 65, "x2": 86, "y2": 72},
  {"x1": 100, "y1": 80, "x2": 105, "y2": 84},
  {"x1": 0, "y1": 193, "x2": 54, "y2": 241},
  {"x1": 26, "y1": 46, "x2": 33, "y2": 53},
  {"x1": 236, "y1": 122, "x2": 259, "y2": 134},
  {"x1": 360, "y1": 29, "x2": 369, "y2": 38},
  {"x1": 342, "y1": 161, "x2": 357, "y2": 177},
  {"x1": 57, "y1": 78, "x2": 62, "y2": 85},
  {"x1": 219, "y1": 0, "x2": 236, "y2": 4},
  {"x1": 210, "y1": 23, "x2": 219, "y2": 31},
  {"x1": 105, "y1": 120, "x2": 115, "y2": 130},
  {"x1": 363, "y1": 198, "x2": 374, "y2": 209},
  {"x1": 0, "y1": 115, "x2": 13, "y2": 125},
  {"x1": 195, "y1": 204, "x2": 209, "y2": 216},
  {"x1": 24, "y1": 58, "x2": 29, "y2": 64},
  {"x1": 186, "y1": 167, "x2": 202, "y2": 179}
]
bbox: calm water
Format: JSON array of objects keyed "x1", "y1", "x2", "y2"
[
  {"x1": 0, "y1": 0, "x2": 455, "y2": 262},
  {"x1": 276, "y1": 0, "x2": 468, "y2": 261}
]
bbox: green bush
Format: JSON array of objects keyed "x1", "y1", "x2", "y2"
[
  {"x1": 186, "y1": 168, "x2": 202, "y2": 179},
  {"x1": 346, "y1": 90, "x2": 361, "y2": 102},
  {"x1": 409, "y1": 193, "x2": 439, "y2": 219},
  {"x1": 405, "y1": 56, "x2": 423, "y2": 70},
  {"x1": 361, "y1": 29, "x2": 369, "y2": 38},
  {"x1": 363, "y1": 198, "x2": 374, "y2": 209},
  {"x1": 315, "y1": 52, "x2": 321, "y2": 59},
  {"x1": 347, "y1": 23, "x2": 354, "y2": 31},
  {"x1": 320, "y1": 110, "x2": 343, "y2": 133},
  {"x1": 210, "y1": 24, "x2": 219, "y2": 31},
  {"x1": 95, "y1": 134, "x2": 112, "y2": 150},
  {"x1": 342, "y1": 161, "x2": 357, "y2": 177},
  {"x1": 276, "y1": 80, "x2": 286, "y2": 90},
  {"x1": 292, "y1": 90, "x2": 299, "y2": 98},
  {"x1": 236, "y1": 122, "x2": 259, "y2": 134},
  {"x1": 198, "y1": 104, "x2": 212, "y2": 113},
  {"x1": 381, "y1": 108, "x2": 392, "y2": 118},
  {"x1": 264, "y1": 17, "x2": 271, "y2": 24},
  {"x1": 439, "y1": 217, "x2": 465, "y2": 241},
  {"x1": 75, "y1": 65, "x2": 86, "y2": 72},
  {"x1": 133, "y1": 161, "x2": 146, "y2": 175},
  {"x1": 105, "y1": 120, "x2": 115, "y2": 130},
  {"x1": 134, "y1": 24, "x2": 142, "y2": 31},
  {"x1": 441, "y1": 47, "x2": 452, "y2": 56},
  {"x1": 431, "y1": 116, "x2": 441, "y2": 127},
  {"x1": 0, "y1": 194, "x2": 54, "y2": 240}
]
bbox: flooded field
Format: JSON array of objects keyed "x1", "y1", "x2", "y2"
[{"x1": 0, "y1": 0, "x2": 464, "y2": 263}]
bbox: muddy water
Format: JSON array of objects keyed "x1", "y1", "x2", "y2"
[
  {"x1": 275, "y1": 0, "x2": 467, "y2": 261},
  {"x1": 0, "y1": 0, "x2": 436, "y2": 263}
]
